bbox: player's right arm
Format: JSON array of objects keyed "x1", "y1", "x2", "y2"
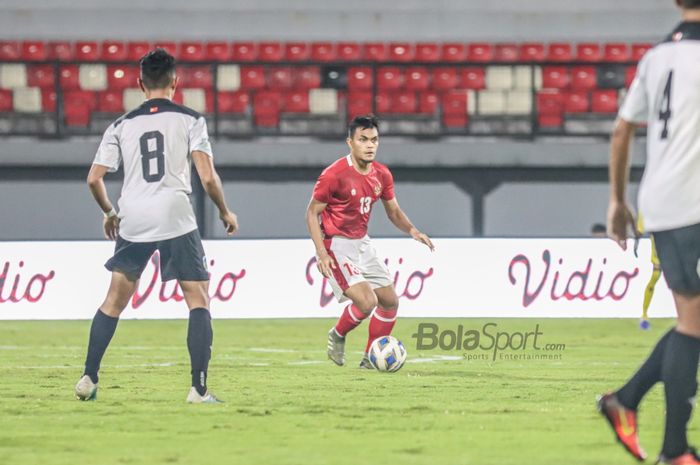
[
  {"x1": 192, "y1": 150, "x2": 238, "y2": 236},
  {"x1": 305, "y1": 198, "x2": 336, "y2": 278}
]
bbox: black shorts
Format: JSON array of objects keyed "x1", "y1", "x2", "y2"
[
  {"x1": 653, "y1": 222, "x2": 700, "y2": 293},
  {"x1": 105, "y1": 229, "x2": 209, "y2": 282}
]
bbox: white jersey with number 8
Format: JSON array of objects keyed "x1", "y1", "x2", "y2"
[
  {"x1": 93, "y1": 98, "x2": 213, "y2": 242},
  {"x1": 620, "y1": 22, "x2": 700, "y2": 232}
]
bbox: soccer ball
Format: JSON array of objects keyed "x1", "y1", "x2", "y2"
[{"x1": 368, "y1": 335, "x2": 407, "y2": 372}]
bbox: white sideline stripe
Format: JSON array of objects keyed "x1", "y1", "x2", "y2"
[
  {"x1": 10, "y1": 362, "x2": 177, "y2": 369},
  {"x1": 288, "y1": 360, "x2": 325, "y2": 365},
  {"x1": 248, "y1": 347, "x2": 299, "y2": 353}
]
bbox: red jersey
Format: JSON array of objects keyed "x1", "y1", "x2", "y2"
[{"x1": 312, "y1": 155, "x2": 395, "y2": 239}]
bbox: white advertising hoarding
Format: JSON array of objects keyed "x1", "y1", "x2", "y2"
[{"x1": 0, "y1": 238, "x2": 674, "y2": 319}]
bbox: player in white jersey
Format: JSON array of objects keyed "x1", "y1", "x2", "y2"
[
  {"x1": 598, "y1": 2, "x2": 700, "y2": 463},
  {"x1": 74, "y1": 49, "x2": 238, "y2": 404}
]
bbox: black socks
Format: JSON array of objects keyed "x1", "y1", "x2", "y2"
[
  {"x1": 84, "y1": 309, "x2": 119, "y2": 384},
  {"x1": 661, "y1": 330, "x2": 700, "y2": 458},
  {"x1": 616, "y1": 329, "x2": 673, "y2": 410},
  {"x1": 187, "y1": 308, "x2": 213, "y2": 396}
]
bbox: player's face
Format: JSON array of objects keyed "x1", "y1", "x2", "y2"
[{"x1": 347, "y1": 127, "x2": 379, "y2": 165}]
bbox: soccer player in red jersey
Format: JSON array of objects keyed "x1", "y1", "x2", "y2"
[{"x1": 305, "y1": 115, "x2": 434, "y2": 368}]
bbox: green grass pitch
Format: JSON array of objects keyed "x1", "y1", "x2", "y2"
[{"x1": 0, "y1": 318, "x2": 690, "y2": 465}]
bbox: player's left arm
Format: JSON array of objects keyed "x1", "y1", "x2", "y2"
[
  {"x1": 382, "y1": 197, "x2": 434, "y2": 251},
  {"x1": 87, "y1": 163, "x2": 119, "y2": 240}
]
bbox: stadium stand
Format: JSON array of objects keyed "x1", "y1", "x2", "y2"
[{"x1": 0, "y1": 40, "x2": 652, "y2": 137}]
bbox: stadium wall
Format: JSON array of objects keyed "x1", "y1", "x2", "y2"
[
  {"x1": 0, "y1": 238, "x2": 672, "y2": 319},
  {"x1": 0, "y1": 0, "x2": 679, "y2": 42}
]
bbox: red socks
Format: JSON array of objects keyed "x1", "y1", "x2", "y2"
[
  {"x1": 366, "y1": 307, "x2": 398, "y2": 352},
  {"x1": 334, "y1": 303, "x2": 370, "y2": 337}
]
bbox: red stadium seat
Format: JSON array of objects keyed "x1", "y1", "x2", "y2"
[
  {"x1": 267, "y1": 67, "x2": 293, "y2": 88},
  {"x1": 47, "y1": 42, "x2": 74, "y2": 61},
  {"x1": 494, "y1": 44, "x2": 519, "y2": 62},
  {"x1": 153, "y1": 42, "x2": 179, "y2": 58},
  {"x1": 75, "y1": 41, "x2": 100, "y2": 61},
  {"x1": 625, "y1": 66, "x2": 637, "y2": 87},
  {"x1": 97, "y1": 90, "x2": 124, "y2": 113},
  {"x1": 388, "y1": 90, "x2": 417, "y2": 113},
  {"x1": 364, "y1": 43, "x2": 388, "y2": 62},
  {"x1": 571, "y1": 66, "x2": 597, "y2": 90},
  {"x1": 41, "y1": 89, "x2": 56, "y2": 112},
  {"x1": 27, "y1": 65, "x2": 55, "y2": 88},
  {"x1": 348, "y1": 66, "x2": 373, "y2": 89},
  {"x1": 127, "y1": 42, "x2": 151, "y2": 61},
  {"x1": 591, "y1": 89, "x2": 618, "y2": 113},
  {"x1": 468, "y1": 43, "x2": 493, "y2": 63},
  {"x1": 172, "y1": 89, "x2": 184, "y2": 105},
  {"x1": 377, "y1": 67, "x2": 404, "y2": 89},
  {"x1": 337, "y1": 42, "x2": 361, "y2": 61},
  {"x1": 603, "y1": 43, "x2": 630, "y2": 62},
  {"x1": 181, "y1": 66, "x2": 213, "y2": 88},
  {"x1": 631, "y1": 43, "x2": 653, "y2": 61},
  {"x1": 259, "y1": 42, "x2": 283, "y2": 62},
  {"x1": 218, "y1": 90, "x2": 249, "y2": 113},
  {"x1": 283, "y1": 89, "x2": 309, "y2": 112},
  {"x1": 205, "y1": 42, "x2": 231, "y2": 61},
  {"x1": 404, "y1": 67, "x2": 430, "y2": 90},
  {"x1": 180, "y1": 42, "x2": 205, "y2": 62},
  {"x1": 375, "y1": 91, "x2": 391, "y2": 114},
  {"x1": 0, "y1": 89, "x2": 12, "y2": 112},
  {"x1": 21, "y1": 41, "x2": 47, "y2": 61},
  {"x1": 431, "y1": 67, "x2": 458, "y2": 90},
  {"x1": 253, "y1": 90, "x2": 282, "y2": 127},
  {"x1": 347, "y1": 91, "x2": 373, "y2": 117},
  {"x1": 442, "y1": 43, "x2": 467, "y2": 62},
  {"x1": 388, "y1": 42, "x2": 414, "y2": 62},
  {"x1": 59, "y1": 65, "x2": 80, "y2": 90},
  {"x1": 538, "y1": 114, "x2": 563, "y2": 128},
  {"x1": 64, "y1": 105, "x2": 91, "y2": 127},
  {"x1": 536, "y1": 90, "x2": 564, "y2": 116},
  {"x1": 64, "y1": 90, "x2": 97, "y2": 126},
  {"x1": 461, "y1": 68, "x2": 486, "y2": 90},
  {"x1": 547, "y1": 43, "x2": 573, "y2": 62},
  {"x1": 415, "y1": 43, "x2": 440, "y2": 62},
  {"x1": 310, "y1": 42, "x2": 337, "y2": 62},
  {"x1": 240, "y1": 66, "x2": 266, "y2": 89},
  {"x1": 576, "y1": 43, "x2": 602, "y2": 62},
  {"x1": 542, "y1": 66, "x2": 570, "y2": 89},
  {"x1": 107, "y1": 65, "x2": 138, "y2": 89},
  {"x1": 442, "y1": 90, "x2": 468, "y2": 115},
  {"x1": 520, "y1": 43, "x2": 545, "y2": 62},
  {"x1": 232, "y1": 42, "x2": 258, "y2": 62},
  {"x1": 443, "y1": 113, "x2": 468, "y2": 128},
  {"x1": 563, "y1": 91, "x2": 590, "y2": 113},
  {"x1": 0, "y1": 41, "x2": 20, "y2": 61},
  {"x1": 101, "y1": 41, "x2": 127, "y2": 62},
  {"x1": 418, "y1": 91, "x2": 439, "y2": 114},
  {"x1": 285, "y1": 42, "x2": 310, "y2": 61},
  {"x1": 293, "y1": 66, "x2": 321, "y2": 88}
]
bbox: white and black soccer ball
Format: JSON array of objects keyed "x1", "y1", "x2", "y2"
[{"x1": 368, "y1": 335, "x2": 407, "y2": 372}]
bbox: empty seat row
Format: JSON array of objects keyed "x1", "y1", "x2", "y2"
[{"x1": 0, "y1": 40, "x2": 652, "y2": 63}]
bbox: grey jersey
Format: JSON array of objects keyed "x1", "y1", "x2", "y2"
[
  {"x1": 619, "y1": 22, "x2": 700, "y2": 231},
  {"x1": 93, "y1": 98, "x2": 213, "y2": 242}
]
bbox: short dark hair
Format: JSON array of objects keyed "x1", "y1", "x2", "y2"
[
  {"x1": 682, "y1": 0, "x2": 700, "y2": 8},
  {"x1": 348, "y1": 114, "x2": 380, "y2": 138},
  {"x1": 139, "y1": 48, "x2": 176, "y2": 90}
]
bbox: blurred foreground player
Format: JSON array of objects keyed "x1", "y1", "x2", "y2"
[
  {"x1": 75, "y1": 49, "x2": 238, "y2": 403},
  {"x1": 599, "y1": 1, "x2": 700, "y2": 463},
  {"x1": 305, "y1": 115, "x2": 434, "y2": 368}
]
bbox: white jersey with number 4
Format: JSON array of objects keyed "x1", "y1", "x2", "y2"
[
  {"x1": 93, "y1": 98, "x2": 213, "y2": 242},
  {"x1": 620, "y1": 22, "x2": 700, "y2": 232}
]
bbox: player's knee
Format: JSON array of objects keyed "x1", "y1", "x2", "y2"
[
  {"x1": 355, "y1": 294, "x2": 378, "y2": 315},
  {"x1": 380, "y1": 295, "x2": 399, "y2": 312}
]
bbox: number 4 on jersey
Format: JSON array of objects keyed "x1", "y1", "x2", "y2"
[{"x1": 659, "y1": 70, "x2": 673, "y2": 140}]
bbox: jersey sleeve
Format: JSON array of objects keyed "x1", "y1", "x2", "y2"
[
  {"x1": 312, "y1": 169, "x2": 335, "y2": 204},
  {"x1": 189, "y1": 116, "x2": 213, "y2": 157},
  {"x1": 380, "y1": 167, "x2": 395, "y2": 201},
  {"x1": 93, "y1": 124, "x2": 121, "y2": 172},
  {"x1": 618, "y1": 53, "x2": 650, "y2": 124}
]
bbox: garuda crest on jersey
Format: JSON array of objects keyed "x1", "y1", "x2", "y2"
[{"x1": 373, "y1": 183, "x2": 382, "y2": 196}]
